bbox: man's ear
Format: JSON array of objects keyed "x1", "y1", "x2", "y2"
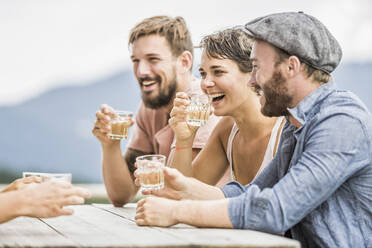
[
  {"x1": 177, "y1": 51, "x2": 193, "y2": 74},
  {"x1": 286, "y1": 55, "x2": 302, "y2": 78}
]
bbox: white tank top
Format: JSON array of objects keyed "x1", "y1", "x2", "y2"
[{"x1": 226, "y1": 116, "x2": 285, "y2": 181}]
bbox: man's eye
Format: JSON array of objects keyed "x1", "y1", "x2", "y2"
[
  {"x1": 149, "y1": 57, "x2": 159, "y2": 62},
  {"x1": 199, "y1": 72, "x2": 206, "y2": 79}
]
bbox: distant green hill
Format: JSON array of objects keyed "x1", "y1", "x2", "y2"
[{"x1": 0, "y1": 167, "x2": 19, "y2": 184}]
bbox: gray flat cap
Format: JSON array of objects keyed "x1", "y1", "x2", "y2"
[{"x1": 241, "y1": 11, "x2": 342, "y2": 74}]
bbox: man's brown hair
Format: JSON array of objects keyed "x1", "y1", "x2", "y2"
[
  {"x1": 273, "y1": 46, "x2": 332, "y2": 84},
  {"x1": 129, "y1": 15, "x2": 193, "y2": 58}
]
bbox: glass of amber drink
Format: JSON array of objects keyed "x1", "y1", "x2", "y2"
[
  {"x1": 136, "y1": 155, "x2": 166, "y2": 191},
  {"x1": 109, "y1": 110, "x2": 133, "y2": 140},
  {"x1": 186, "y1": 94, "x2": 211, "y2": 127}
]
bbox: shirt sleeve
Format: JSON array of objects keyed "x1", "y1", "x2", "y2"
[
  {"x1": 226, "y1": 113, "x2": 370, "y2": 234},
  {"x1": 127, "y1": 103, "x2": 153, "y2": 153},
  {"x1": 221, "y1": 181, "x2": 246, "y2": 198},
  {"x1": 221, "y1": 154, "x2": 281, "y2": 198}
]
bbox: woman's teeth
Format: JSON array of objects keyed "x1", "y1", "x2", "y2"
[{"x1": 210, "y1": 93, "x2": 225, "y2": 102}]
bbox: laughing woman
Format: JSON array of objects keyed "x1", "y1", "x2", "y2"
[{"x1": 168, "y1": 28, "x2": 285, "y2": 186}]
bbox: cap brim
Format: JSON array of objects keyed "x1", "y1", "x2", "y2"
[{"x1": 235, "y1": 25, "x2": 256, "y2": 38}]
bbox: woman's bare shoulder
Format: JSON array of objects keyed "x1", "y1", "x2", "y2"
[{"x1": 213, "y1": 116, "x2": 235, "y2": 139}]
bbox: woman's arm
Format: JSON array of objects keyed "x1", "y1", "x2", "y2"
[
  {"x1": 170, "y1": 116, "x2": 233, "y2": 185},
  {"x1": 190, "y1": 117, "x2": 234, "y2": 185}
]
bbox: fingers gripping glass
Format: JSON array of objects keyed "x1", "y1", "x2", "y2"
[
  {"x1": 136, "y1": 155, "x2": 166, "y2": 191},
  {"x1": 109, "y1": 110, "x2": 133, "y2": 140},
  {"x1": 186, "y1": 94, "x2": 211, "y2": 127}
]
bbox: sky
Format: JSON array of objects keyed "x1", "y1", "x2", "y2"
[{"x1": 1, "y1": 0, "x2": 371, "y2": 106}]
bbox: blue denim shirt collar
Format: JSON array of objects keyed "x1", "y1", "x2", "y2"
[{"x1": 287, "y1": 82, "x2": 336, "y2": 126}]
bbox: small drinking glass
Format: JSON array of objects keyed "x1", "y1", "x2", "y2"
[
  {"x1": 136, "y1": 155, "x2": 166, "y2": 191},
  {"x1": 109, "y1": 110, "x2": 133, "y2": 140},
  {"x1": 22, "y1": 172, "x2": 72, "y2": 183},
  {"x1": 186, "y1": 94, "x2": 211, "y2": 127}
]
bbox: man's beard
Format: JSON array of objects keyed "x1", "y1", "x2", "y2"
[
  {"x1": 261, "y1": 71, "x2": 292, "y2": 117},
  {"x1": 141, "y1": 75, "x2": 178, "y2": 109}
]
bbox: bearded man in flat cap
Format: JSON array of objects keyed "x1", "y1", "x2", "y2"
[{"x1": 134, "y1": 12, "x2": 372, "y2": 248}]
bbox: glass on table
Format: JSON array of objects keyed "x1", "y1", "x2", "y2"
[
  {"x1": 109, "y1": 110, "x2": 133, "y2": 140},
  {"x1": 186, "y1": 94, "x2": 211, "y2": 127},
  {"x1": 22, "y1": 172, "x2": 72, "y2": 183},
  {"x1": 136, "y1": 155, "x2": 166, "y2": 191}
]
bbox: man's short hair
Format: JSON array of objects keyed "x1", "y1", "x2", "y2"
[
  {"x1": 200, "y1": 28, "x2": 253, "y2": 73},
  {"x1": 128, "y1": 15, "x2": 193, "y2": 58},
  {"x1": 273, "y1": 45, "x2": 332, "y2": 84}
]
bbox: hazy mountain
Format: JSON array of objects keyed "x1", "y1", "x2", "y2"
[
  {"x1": 0, "y1": 63, "x2": 371, "y2": 183},
  {"x1": 0, "y1": 70, "x2": 141, "y2": 182}
]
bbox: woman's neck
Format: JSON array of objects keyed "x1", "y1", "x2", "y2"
[{"x1": 231, "y1": 100, "x2": 277, "y2": 141}]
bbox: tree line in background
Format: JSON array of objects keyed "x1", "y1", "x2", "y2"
[{"x1": 0, "y1": 167, "x2": 19, "y2": 184}]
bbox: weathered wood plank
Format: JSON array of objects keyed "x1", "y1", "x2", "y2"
[
  {"x1": 0, "y1": 204, "x2": 300, "y2": 248},
  {"x1": 0, "y1": 216, "x2": 76, "y2": 247},
  {"x1": 41, "y1": 205, "x2": 189, "y2": 247},
  {"x1": 93, "y1": 203, "x2": 137, "y2": 221},
  {"x1": 162, "y1": 228, "x2": 300, "y2": 248},
  {"x1": 94, "y1": 204, "x2": 300, "y2": 248}
]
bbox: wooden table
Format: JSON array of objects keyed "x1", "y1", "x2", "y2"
[{"x1": 0, "y1": 203, "x2": 300, "y2": 248}]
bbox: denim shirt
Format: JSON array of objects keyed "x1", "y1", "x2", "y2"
[{"x1": 222, "y1": 82, "x2": 372, "y2": 248}]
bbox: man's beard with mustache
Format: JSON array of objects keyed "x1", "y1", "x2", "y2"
[
  {"x1": 140, "y1": 75, "x2": 178, "y2": 109},
  {"x1": 261, "y1": 71, "x2": 292, "y2": 117}
]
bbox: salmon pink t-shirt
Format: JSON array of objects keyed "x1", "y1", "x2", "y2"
[{"x1": 127, "y1": 78, "x2": 220, "y2": 159}]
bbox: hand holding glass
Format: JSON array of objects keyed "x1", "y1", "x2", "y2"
[
  {"x1": 109, "y1": 110, "x2": 133, "y2": 140},
  {"x1": 136, "y1": 155, "x2": 166, "y2": 191},
  {"x1": 186, "y1": 94, "x2": 211, "y2": 127}
]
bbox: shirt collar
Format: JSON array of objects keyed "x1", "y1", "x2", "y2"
[{"x1": 287, "y1": 81, "x2": 336, "y2": 125}]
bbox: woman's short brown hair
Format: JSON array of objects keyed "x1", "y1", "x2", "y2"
[{"x1": 199, "y1": 28, "x2": 253, "y2": 73}]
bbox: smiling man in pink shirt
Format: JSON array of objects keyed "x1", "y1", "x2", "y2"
[{"x1": 92, "y1": 16, "x2": 220, "y2": 206}]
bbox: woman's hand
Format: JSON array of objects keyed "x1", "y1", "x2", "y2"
[{"x1": 169, "y1": 92, "x2": 199, "y2": 143}]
